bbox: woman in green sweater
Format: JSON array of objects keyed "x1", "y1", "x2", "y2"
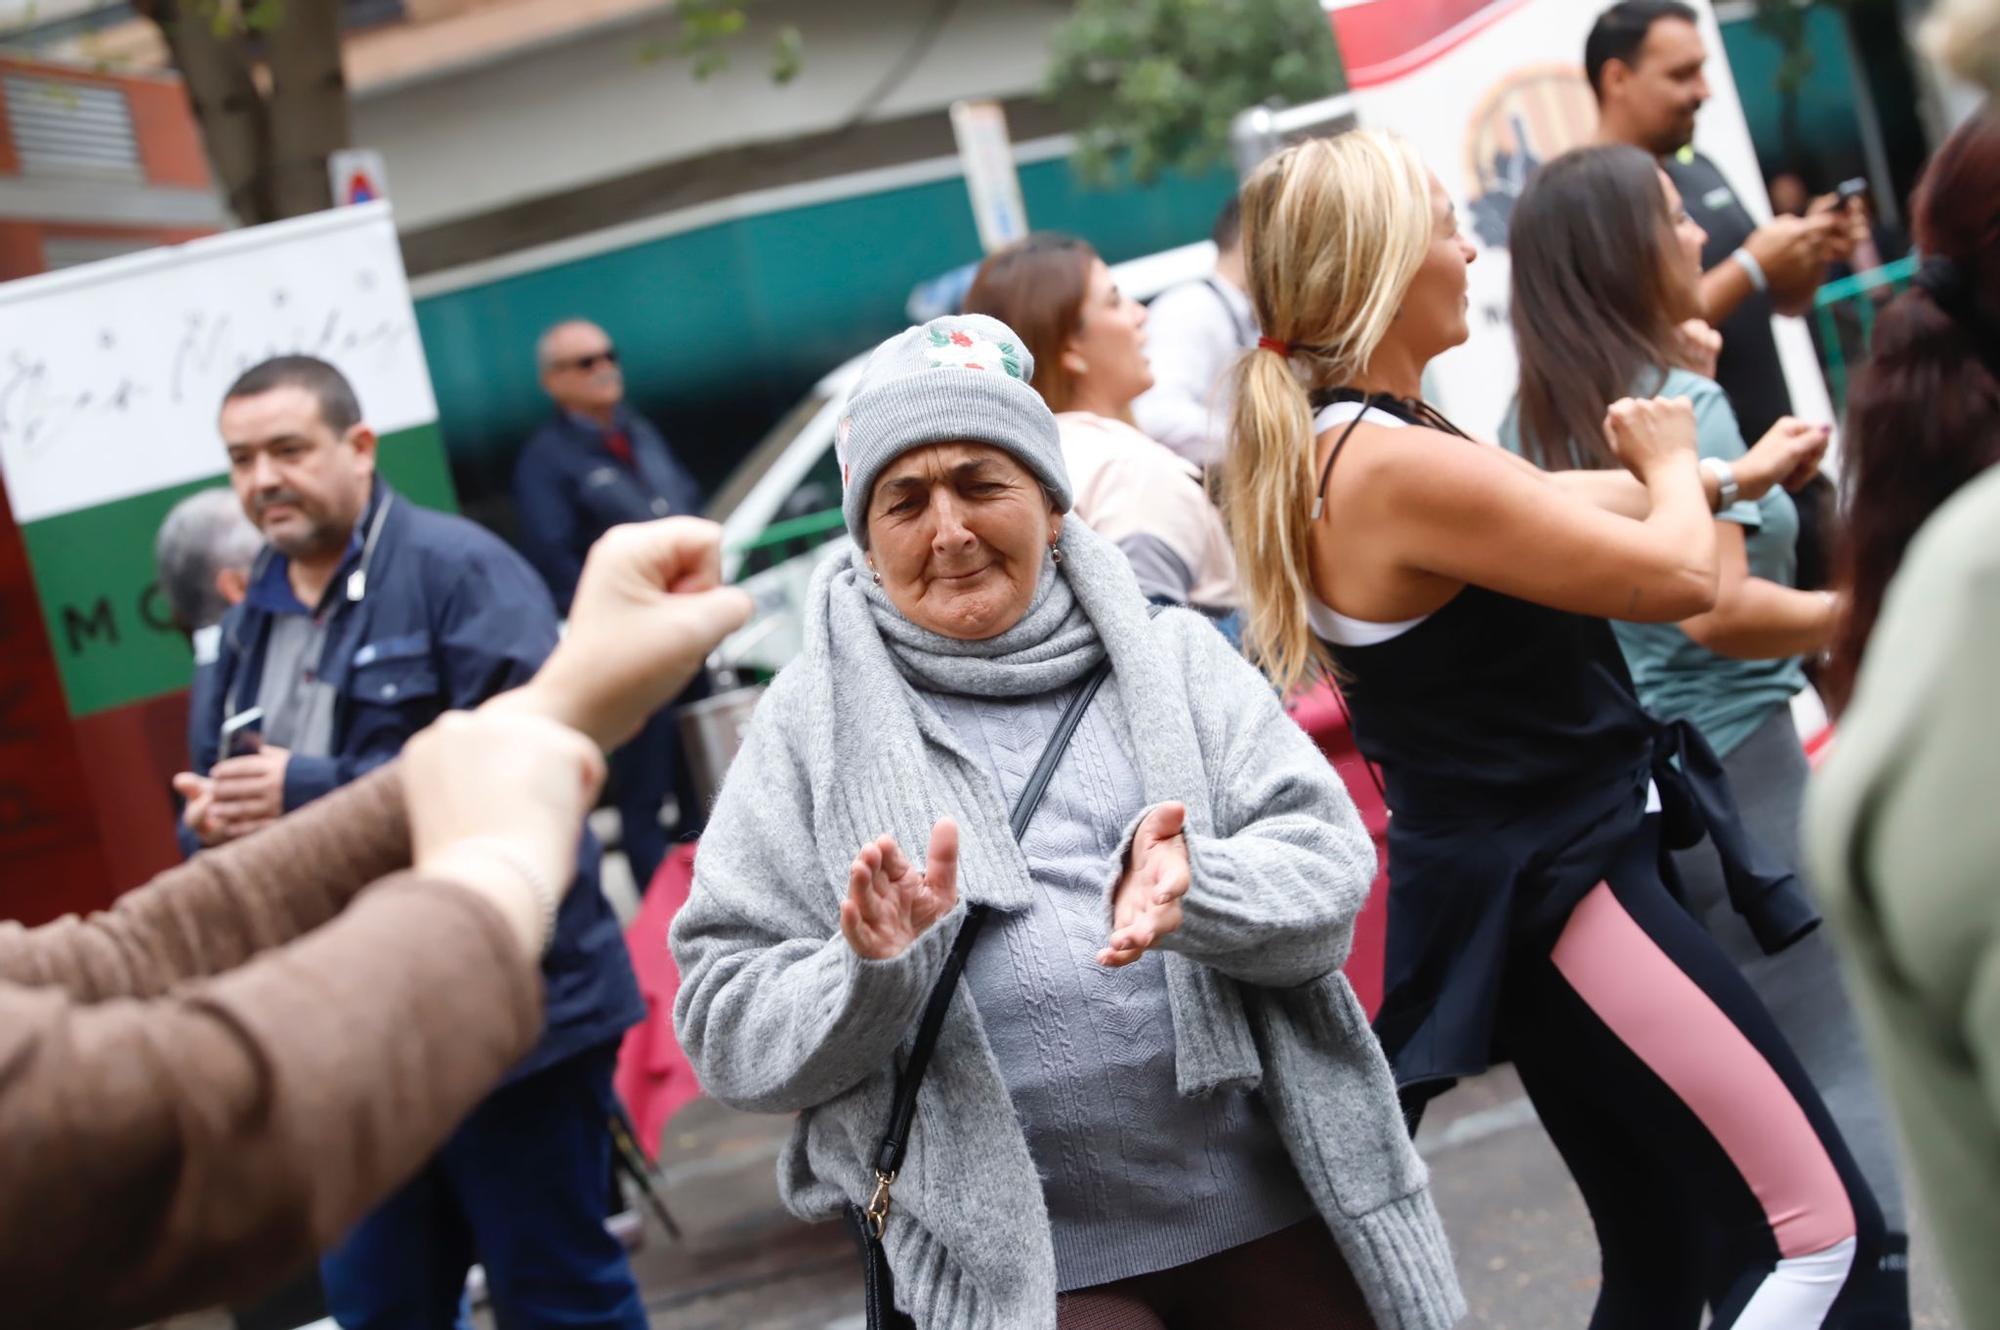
[{"x1": 1499, "y1": 142, "x2": 1910, "y2": 1325}]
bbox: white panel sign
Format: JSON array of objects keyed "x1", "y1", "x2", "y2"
[
  {"x1": 1333, "y1": 0, "x2": 1835, "y2": 438},
  {"x1": 330, "y1": 147, "x2": 391, "y2": 207},
  {"x1": 0, "y1": 201, "x2": 437, "y2": 524},
  {"x1": 950, "y1": 99, "x2": 1030, "y2": 254}
]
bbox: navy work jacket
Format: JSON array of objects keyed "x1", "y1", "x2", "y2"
[
  {"x1": 513, "y1": 407, "x2": 703, "y2": 614},
  {"x1": 186, "y1": 480, "x2": 643, "y2": 1078}
]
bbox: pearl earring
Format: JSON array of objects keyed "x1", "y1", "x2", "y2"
[{"x1": 871, "y1": 568, "x2": 882, "y2": 585}]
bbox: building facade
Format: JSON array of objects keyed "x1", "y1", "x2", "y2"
[
  {"x1": 0, "y1": 54, "x2": 221, "y2": 278},
  {"x1": 0, "y1": 49, "x2": 216, "y2": 921},
  {"x1": 5, "y1": 1, "x2": 1238, "y2": 507}
]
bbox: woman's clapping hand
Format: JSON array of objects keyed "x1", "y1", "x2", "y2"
[
  {"x1": 841, "y1": 819, "x2": 960, "y2": 960},
  {"x1": 1100, "y1": 802, "x2": 1191, "y2": 968}
]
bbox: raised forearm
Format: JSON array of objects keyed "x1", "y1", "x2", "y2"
[
  {"x1": 1548, "y1": 465, "x2": 1724, "y2": 519},
  {"x1": 1159, "y1": 680, "x2": 1377, "y2": 987},
  {"x1": 1164, "y1": 818, "x2": 1371, "y2": 986},
  {"x1": 0, "y1": 768, "x2": 411, "y2": 1001},
  {"x1": 1701, "y1": 256, "x2": 1756, "y2": 324},
  {"x1": 1683, "y1": 580, "x2": 1836, "y2": 659},
  {"x1": 1, "y1": 878, "x2": 539, "y2": 1330},
  {"x1": 1623, "y1": 464, "x2": 1721, "y2": 621},
  {"x1": 1547, "y1": 468, "x2": 1651, "y2": 518},
  {"x1": 672, "y1": 907, "x2": 961, "y2": 1114}
]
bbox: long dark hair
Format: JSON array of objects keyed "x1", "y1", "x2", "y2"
[
  {"x1": 962, "y1": 232, "x2": 1096, "y2": 414},
  {"x1": 1509, "y1": 144, "x2": 1686, "y2": 469},
  {"x1": 1824, "y1": 109, "x2": 2000, "y2": 713}
]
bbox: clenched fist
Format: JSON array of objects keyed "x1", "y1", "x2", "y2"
[{"x1": 1603, "y1": 396, "x2": 1698, "y2": 481}]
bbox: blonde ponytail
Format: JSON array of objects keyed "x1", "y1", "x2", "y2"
[
  {"x1": 1222, "y1": 130, "x2": 1435, "y2": 696},
  {"x1": 1223, "y1": 345, "x2": 1325, "y2": 695}
]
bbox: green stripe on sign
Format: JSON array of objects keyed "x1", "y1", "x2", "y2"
[{"x1": 19, "y1": 422, "x2": 456, "y2": 718}]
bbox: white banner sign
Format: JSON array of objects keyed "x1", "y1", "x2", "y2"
[
  {"x1": 0, "y1": 201, "x2": 437, "y2": 524},
  {"x1": 951, "y1": 99, "x2": 1030, "y2": 255},
  {"x1": 1328, "y1": 0, "x2": 1834, "y2": 438}
]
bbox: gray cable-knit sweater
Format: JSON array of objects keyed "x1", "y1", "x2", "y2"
[
  {"x1": 671, "y1": 535, "x2": 1463, "y2": 1330},
  {"x1": 926, "y1": 683, "x2": 1315, "y2": 1291}
]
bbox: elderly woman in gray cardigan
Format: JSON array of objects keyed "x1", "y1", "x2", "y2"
[{"x1": 671, "y1": 314, "x2": 1462, "y2": 1330}]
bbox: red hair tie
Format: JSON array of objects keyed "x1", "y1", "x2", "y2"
[{"x1": 1257, "y1": 335, "x2": 1291, "y2": 356}]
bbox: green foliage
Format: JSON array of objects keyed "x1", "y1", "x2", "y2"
[
  {"x1": 771, "y1": 22, "x2": 804, "y2": 85},
  {"x1": 641, "y1": 0, "x2": 802, "y2": 85},
  {"x1": 245, "y1": 0, "x2": 285, "y2": 33},
  {"x1": 188, "y1": 0, "x2": 285, "y2": 39},
  {"x1": 679, "y1": 0, "x2": 747, "y2": 78},
  {"x1": 1046, "y1": 0, "x2": 1343, "y2": 184}
]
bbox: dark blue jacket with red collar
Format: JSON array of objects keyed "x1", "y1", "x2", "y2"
[
  {"x1": 513, "y1": 406, "x2": 704, "y2": 615},
  {"x1": 186, "y1": 480, "x2": 643, "y2": 1078}
]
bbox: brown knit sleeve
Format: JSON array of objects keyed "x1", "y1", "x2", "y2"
[
  {"x1": 0, "y1": 765, "x2": 412, "y2": 1001},
  {"x1": 0, "y1": 874, "x2": 543, "y2": 1330}
]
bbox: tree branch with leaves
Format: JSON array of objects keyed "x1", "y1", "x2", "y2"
[
  {"x1": 1046, "y1": 0, "x2": 1343, "y2": 184},
  {"x1": 638, "y1": 0, "x2": 803, "y2": 85}
]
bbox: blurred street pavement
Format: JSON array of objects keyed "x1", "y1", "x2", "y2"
[{"x1": 626, "y1": 1067, "x2": 1964, "y2": 1329}]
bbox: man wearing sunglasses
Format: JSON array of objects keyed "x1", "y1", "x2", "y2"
[{"x1": 514, "y1": 320, "x2": 708, "y2": 889}]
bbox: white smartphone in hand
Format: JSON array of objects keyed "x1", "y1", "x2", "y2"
[{"x1": 221, "y1": 707, "x2": 265, "y2": 759}]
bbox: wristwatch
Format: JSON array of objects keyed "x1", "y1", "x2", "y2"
[{"x1": 1699, "y1": 457, "x2": 1740, "y2": 512}]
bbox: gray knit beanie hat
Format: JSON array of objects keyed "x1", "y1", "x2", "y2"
[{"x1": 835, "y1": 313, "x2": 1071, "y2": 546}]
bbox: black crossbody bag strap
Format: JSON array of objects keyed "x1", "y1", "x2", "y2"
[{"x1": 849, "y1": 653, "x2": 1117, "y2": 1327}]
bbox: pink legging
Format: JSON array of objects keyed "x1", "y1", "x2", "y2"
[
  {"x1": 1054, "y1": 1219, "x2": 1375, "y2": 1330},
  {"x1": 1501, "y1": 831, "x2": 1881, "y2": 1329}
]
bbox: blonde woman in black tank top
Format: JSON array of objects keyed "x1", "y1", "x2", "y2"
[{"x1": 1217, "y1": 130, "x2": 1880, "y2": 1330}]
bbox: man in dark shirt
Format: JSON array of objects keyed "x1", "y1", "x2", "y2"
[
  {"x1": 514, "y1": 321, "x2": 709, "y2": 888},
  {"x1": 1587, "y1": 0, "x2": 1865, "y2": 586},
  {"x1": 1586, "y1": 0, "x2": 1861, "y2": 445},
  {"x1": 514, "y1": 322, "x2": 704, "y2": 604}
]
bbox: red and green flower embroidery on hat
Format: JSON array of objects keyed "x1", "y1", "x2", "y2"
[{"x1": 926, "y1": 325, "x2": 1024, "y2": 379}]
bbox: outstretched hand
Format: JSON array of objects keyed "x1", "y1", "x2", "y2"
[
  {"x1": 1100, "y1": 802, "x2": 1190, "y2": 968},
  {"x1": 841, "y1": 818, "x2": 960, "y2": 960}
]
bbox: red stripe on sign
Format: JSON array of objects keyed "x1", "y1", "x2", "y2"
[
  {"x1": 0, "y1": 469, "x2": 119, "y2": 922},
  {"x1": 1328, "y1": 0, "x2": 1533, "y2": 88}
]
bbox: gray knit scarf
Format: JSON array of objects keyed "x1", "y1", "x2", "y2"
[
  {"x1": 859, "y1": 545, "x2": 1105, "y2": 698},
  {"x1": 802, "y1": 517, "x2": 1264, "y2": 1095}
]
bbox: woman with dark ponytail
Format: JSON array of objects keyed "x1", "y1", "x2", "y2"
[
  {"x1": 1823, "y1": 108, "x2": 2000, "y2": 712},
  {"x1": 1502, "y1": 143, "x2": 1913, "y2": 1326}
]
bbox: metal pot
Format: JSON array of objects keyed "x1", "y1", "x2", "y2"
[{"x1": 677, "y1": 682, "x2": 767, "y2": 817}]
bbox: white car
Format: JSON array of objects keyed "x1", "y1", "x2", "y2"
[{"x1": 704, "y1": 239, "x2": 1220, "y2": 674}]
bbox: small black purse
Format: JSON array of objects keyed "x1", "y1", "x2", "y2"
[{"x1": 846, "y1": 657, "x2": 1114, "y2": 1330}]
